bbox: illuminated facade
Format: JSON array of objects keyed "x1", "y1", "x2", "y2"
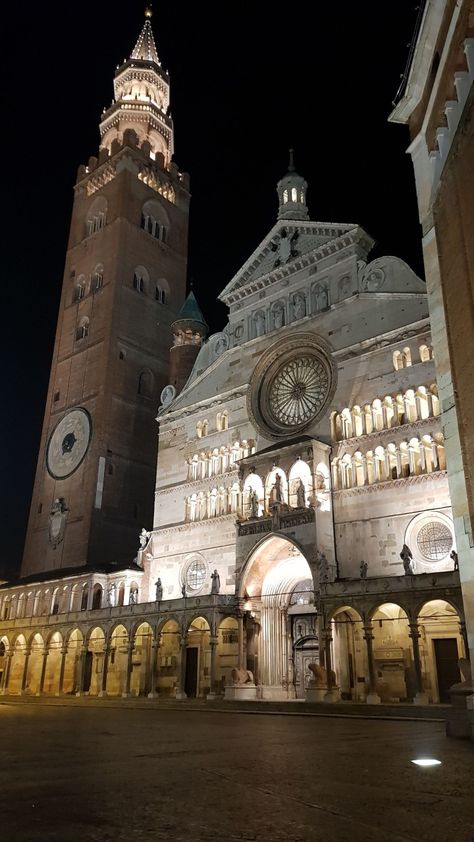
[{"x1": 0, "y1": 13, "x2": 467, "y2": 706}]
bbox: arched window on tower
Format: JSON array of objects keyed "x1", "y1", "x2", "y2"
[
  {"x1": 86, "y1": 197, "x2": 107, "y2": 238},
  {"x1": 138, "y1": 370, "x2": 153, "y2": 398},
  {"x1": 141, "y1": 199, "x2": 170, "y2": 243},
  {"x1": 76, "y1": 317, "x2": 89, "y2": 341},
  {"x1": 283, "y1": 189, "x2": 289, "y2": 204},
  {"x1": 92, "y1": 265, "x2": 104, "y2": 292},
  {"x1": 155, "y1": 285, "x2": 166, "y2": 304},
  {"x1": 133, "y1": 272, "x2": 145, "y2": 293}
]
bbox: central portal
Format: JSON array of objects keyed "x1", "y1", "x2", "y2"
[{"x1": 241, "y1": 536, "x2": 318, "y2": 700}]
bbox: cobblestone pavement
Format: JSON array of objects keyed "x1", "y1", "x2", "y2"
[{"x1": 0, "y1": 703, "x2": 473, "y2": 842}]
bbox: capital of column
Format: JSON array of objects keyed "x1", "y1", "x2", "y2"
[
  {"x1": 362, "y1": 624, "x2": 374, "y2": 642},
  {"x1": 60, "y1": 647, "x2": 68, "y2": 656},
  {"x1": 321, "y1": 628, "x2": 333, "y2": 644},
  {"x1": 408, "y1": 622, "x2": 421, "y2": 640},
  {"x1": 209, "y1": 636, "x2": 218, "y2": 647}
]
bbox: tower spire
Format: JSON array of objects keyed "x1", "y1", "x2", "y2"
[
  {"x1": 131, "y1": 7, "x2": 161, "y2": 65},
  {"x1": 99, "y1": 8, "x2": 173, "y2": 163}
]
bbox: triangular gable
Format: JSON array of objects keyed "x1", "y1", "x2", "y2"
[{"x1": 219, "y1": 219, "x2": 368, "y2": 305}]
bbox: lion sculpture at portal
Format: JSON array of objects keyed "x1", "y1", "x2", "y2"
[
  {"x1": 231, "y1": 667, "x2": 254, "y2": 685},
  {"x1": 308, "y1": 663, "x2": 336, "y2": 687}
]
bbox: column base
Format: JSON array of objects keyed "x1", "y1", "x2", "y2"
[
  {"x1": 175, "y1": 691, "x2": 187, "y2": 700},
  {"x1": 413, "y1": 692, "x2": 429, "y2": 706},
  {"x1": 206, "y1": 692, "x2": 219, "y2": 700},
  {"x1": 225, "y1": 684, "x2": 258, "y2": 701},
  {"x1": 97, "y1": 690, "x2": 107, "y2": 698},
  {"x1": 121, "y1": 692, "x2": 131, "y2": 698},
  {"x1": 366, "y1": 692, "x2": 381, "y2": 705},
  {"x1": 147, "y1": 691, "x2": 158, "y2": 699}
]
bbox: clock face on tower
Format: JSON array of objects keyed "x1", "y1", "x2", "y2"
[{"x1": 46, "y1": 408, "x2": 92, "y2": 480}]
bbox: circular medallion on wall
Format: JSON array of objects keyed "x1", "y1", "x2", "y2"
[
  {"x1": 248, "y1": 332, "x2": 336, "y2": 438},
  {"x1": 46, "y1": 407, "x2": 92, "y2": 480}
]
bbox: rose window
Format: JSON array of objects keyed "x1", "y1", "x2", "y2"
[
  {"x1": 269, "y1": 356, "x2": 329, "y2": 426},
  {"x1": 416, "y1": 522, "x2": 452, "y2": 561},
  {"x1": 185, "y1": 559, "x2": 207, "y2": 591}
]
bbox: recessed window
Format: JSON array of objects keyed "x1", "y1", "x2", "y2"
[
  {"x1": 155, "y1": 286, "x2": 166, "y2": 304},
  {"x1": 92, "y1": 271, "x2": 103, "y2": 292},
  {"x1": 416, "y1": 522, "x2": 452, "y2": 561},
  {"x1": 133, "y1": 273, "x2": 145, "y2": 293},
  {"x1": 107, "y1": 464, "x2": 114, "y2": 476},
  {"x1": 53, "y1": 391, "x2": 60, "y2": 402},
  {"x1": 74, "y1": 284, "x2": 85, "y2": 302},
  {"x1": 138, "y1": 370, "x2": 153, "y2": 398},
  {"x1": 76, "y1": 317, "x2": 89, "y2": 341},
  {"x1": 185, "y1": 558, "x2": 207, "y2": 592},
  {"x1": 119, "y1": 350, "x2": 125, "y2": 360},
  {"x1": 37, "y1": 502, "x2": 42, "y2": 514}
]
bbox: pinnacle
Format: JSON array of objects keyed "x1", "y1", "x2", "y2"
[{"x1": 131, "y1": 18, "x2": 160, "y2": 65}]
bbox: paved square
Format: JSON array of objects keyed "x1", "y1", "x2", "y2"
[{"x1": 0, "y1": 703, "x2": 473, "y2": 841}]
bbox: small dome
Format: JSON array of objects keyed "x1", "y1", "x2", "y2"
[{"x1": 276, "y1": 150, "x2": 309, "y2": 221}]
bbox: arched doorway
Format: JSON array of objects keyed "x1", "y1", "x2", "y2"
[
  {"x1": 157, "y1": 619, "x2": 180, "y2": 698},
  {"x1": 106, "y1": 625, "x2": 129, "y2": 696},
  {"x1": 131, "y1": 623, "x2": 153, "y2": 696},
  {"x1": 87, "y1": 627, "x2": 106, "y2": 695},
  {"x1": 418, "y1": 600, "x2": 463, "y2": 703},
  {"x1": 185, "y1": 617, "x2": 210, "y2": 698},
  {"x1": 44, "y1": 632, "x2": 63, "y2": 694},
  {"x1": 63, "y1": 629, "x2": 83, "y2": 694},
  {"x1": 331, "y1": 606, "x2": 365, "y2": 701},
  {"x1": 370, "y1": 603, "x2": 411, "y2": 702},
  {"x1": 240, "y1": 536, "x2": 315, "y2": 700}
]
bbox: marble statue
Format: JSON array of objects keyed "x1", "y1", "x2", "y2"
[
  {"x1": 181, "y1": 583, "x2": 186, "y2": 599},
  {"x1": 129, "y1": 587, "x2": 138, "y2": 605},
  {"x1": 360, "y1": 560, "x2": 368, "y2": 579},
  {"x1": 450, "y1": 549, "x2": 459, "y2": 571},
  {"x1": 255, "y1": 311, "x2": 265, "y2": 337},
  {"x1": 271, "y1": 473, "x2": 284, "y2": 504},
  {"x1": 315, "y1": 285, "x2": 328, "y2": 312},
  {"x1": 139, "y1": 528, "x2": 150, "y2": 549},
  {"x1": 400, "y1": 543, "x2": 415, "y2": 575},
  {"x1": 293, "y1": 293, "x2": 306, "y2": 320},
  {"x1": 272, "y1": 304, "x2": 284, "y2": 330},
  {"x1": 155, "y1": 578, "x2": 163, "y2": 602},
  {"x1": 231, "y1": 667, "x2": 254, "y2": 685},
  {"x1": 211, "y1": 569, "x2": 221, "y2": 595},
  {"x1": 107, "y1": 583, "x2": 116, "y2": 607},
  {"x1": 319, "y1": 552, "x2": 329, "y2": 583},
  {"x1": 296, "y1": 479, "x2": 306, "y2": 508},
  {"x1": 250, "y1": 490, "x2": 259, "y2": 518}
]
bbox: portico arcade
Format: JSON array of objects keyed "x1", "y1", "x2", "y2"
[{"x1": 240, "y1": 535, "x2": 318, "y2": 700}]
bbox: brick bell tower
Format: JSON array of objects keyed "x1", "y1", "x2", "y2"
[{"x1": 21, "y1": 9, "x2": 189, "y2": 577}]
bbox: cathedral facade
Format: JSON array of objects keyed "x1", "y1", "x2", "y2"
[{"x1": 0, "y1": 14, "x2": 465, "y2": 706}]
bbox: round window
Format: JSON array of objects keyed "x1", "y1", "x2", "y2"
[
  {"x1": 248, "y1": 333, "x2": 336, "y2": 438},
  {"x1": 416, "y1": 521, "x2": 452, "y2": 561},
  {"x1": 185, "y1": 559, "x2": 207, "y2": 591}
]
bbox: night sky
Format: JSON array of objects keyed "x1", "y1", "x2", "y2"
[{"x1": 2, "y1": 2, "x2": 423, "y2": 578}]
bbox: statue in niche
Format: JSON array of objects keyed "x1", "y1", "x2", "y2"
[
  {"x1": 129, "y1": 588, "x2": 138, "y2": 605},
  {"x1": 139, "y1": 528, "x2": 150, "y2": 549},
  {"x1": 254, "y1": 311, "x2": 266, "y2": 337},
  {"x1": 296, "y1": 479, "x2": 306, "y2": 508},
  {"x1": 181, "y1": 583, "x2": 187, "y2": 599},
  {"x1": 250, "y1": 490, "x2": 260, "y2": 519},
  {"x1": 315, "y1": 285, "x2": 328, "y2": 312},
  {"x1": 155, "y1": 578, "x2": 163, "y2": 602},
  {"x1": 319, "y1": 552, "x2": 329, "y2": 583},
  {"x1": 400, "y1": 543, "x2": 415, "y2": 575},
  {"x1": 360, "y1": 560, "x2": 368, "y2": 579},
  {"x1": 107, "y1": 583, "x2": 117, "y2": 607},
  {"x1": 211, "y1": 569, "x2": 221, "y2": 595},
  {"x1": 271, "y1": 473, "x2": 284, "y2": 504},
  {"x1": 450, "y1": 549, "x2": 459, "y2": 572},
  {"x1": 293, "y1": 293, "x2": 306, "y2": 320},
  {"x1": 272, "y1": 303, "x2": 284, "y2": 330},
  {"x1": 48, "y1": 497, "x2": 69, "y2": 549}
]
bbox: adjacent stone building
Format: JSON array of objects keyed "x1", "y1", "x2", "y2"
[{"x1": 389, "y1": 0, "x2": 474, "y2": 726}]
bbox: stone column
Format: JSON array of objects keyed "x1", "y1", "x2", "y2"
[
  {"x1": 409, "y1": 622, "x2": 428, "y2": 705},
  {"x1": 98, "y1": 647, "x2": 110, "y2": 697},
  {"x1": 0, "y1": 652, "x2": 12, "y2": 695},
  {"x1": 36, "y1": 648, "x2": 49, "y2": 696},
  {"x1": 322, "y1": 629, "x2": 338, "y2": 703},
  {"x1": 56, "y1": 647, "x2": 67, "y2": 696},
  {"x1": 20, "y1": 647, "x2": 31, "y2": 695},
  {"x1": 122, "y1": 642, "x2": 134, "y2": 697},
  {"x1": 147, "y1": 639, "x2": 160, "y2": 699},
  {"x1": 175, "y1": 636, "x2": 188, "y2": 700},
  {"x1": 363, "y1": 624, "x2": 381, "y2": 704},
  {"x1": 75, "y1": 646, "x2": 87, "y2": 696},
  {"x1": 459, "y1": 620, "x2": 469, "y2": 658},
  {"x1": 207, "y1": 635, "x2": 218, "y2": 700},
  {"x1": 237, "y1": 613, "x2": 244, "y2": 670}
]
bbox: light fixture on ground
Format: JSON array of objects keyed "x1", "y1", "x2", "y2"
[{"x1": 411, "y1": 758, "x2": 442, "y2": 767}]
